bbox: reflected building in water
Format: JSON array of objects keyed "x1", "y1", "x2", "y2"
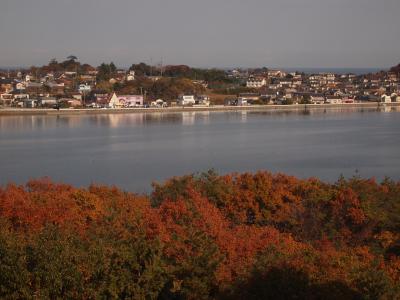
[
  {"x1": 107, "y1": 113, "x2": 145, "y2": 128},
  {"x1": 1, "y1": 106, "x2": 399, "y2": 132},
  {"x1": 182, "y1": 112, "x2": 196, "y2": 126}
]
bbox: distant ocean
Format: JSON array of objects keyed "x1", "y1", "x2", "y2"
[
  {"x1": 1, "y1": 66, "x2": 384, "y2": 76},
  {"x1": 281, "y1": 68, "x2": 383, "y2": 75},
  {"x1": 0, "y1": 66, "x2": 25, "y2": 72}
]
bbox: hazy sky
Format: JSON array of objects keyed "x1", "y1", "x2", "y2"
[{"x1": 0, "y1": 0, "x2": 399, "y2": 68}]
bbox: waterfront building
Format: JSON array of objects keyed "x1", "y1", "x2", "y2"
[
  {"x1": 195, "y1": 95, "x2": 210, "y2": 106},
  {"x1": 237, "y1": 97, "x2": 249, "y2": 106},
  {"x1": 151, "y1": 99, "x2": 167, "y2": 107},
  {"x1": 178, "y1": 95, "x2": 196, "y2": 106},
  {"x1": 0, "y1": 93, "x2": 13, "y2": 106},
  {"x1": 118, "y1": 95, "x2": 144, "y2": 107},
  {"x1": 108, "y1": 93, "x2": 143, "y2": 108},
  {"x1": 325, "y1": 95, "x2": 342, "y2": 104},
  {"x1": 40, "y1": 97, "x2": 58, "y2": 107},
  {"x1": 310, "y1": 94, "x2": 325, "y2": 104},
  {"x1": 381, "y1": 94, "x2": 392, "y2": 103},
  {"x1": 108, "y1": 93, "x2": 121, "y2": 108}
]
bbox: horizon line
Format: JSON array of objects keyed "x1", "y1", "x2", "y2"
[{"x1": 0, "y1": 65, "x2": 388, "y2": 70}]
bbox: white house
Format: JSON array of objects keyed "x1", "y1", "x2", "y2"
[
  {"x1": 268, "y1": 70, "x2": 285, "y2": 77},
  {"x1": 79, "y1": 84, "x2": 91, "y2": 93},
  {"x1": 325, "y1": 95, "x2": 342, "y2": 104},
  {"x1": 126, "y1": 71, "x2": 135, "y2": 81},
  {"x1": 195, "y1": 95, "x2": 210, "y2": 106},
  {"x1": 246, "y1": 77, "x2": 267, "y2": 88},
  {"x1": 310, "y1": 94, "x2": 325, "y2": 104},
  {"x1": 64, "y1": 71, "x2": 77, "y2": 77},
  {"x1": 40, "y1": 97, "x2": 58, "y2": 107},
  {"x1": 237, "y1": 97, "x2": 249, "y2": 106},
  {"x1": 391, "y1": 93, "x2": 400, "y2": 102},
  {"x1": 178, "y1": 95, "x2": 196, "y2": 106},
  {"x1": 381, "y1": 94, "x2": 392, "y2": 103},
  {"x1": 15, "y1": 82, "x2": 25, "y2": 90},
  {"x1": 13, "y1": 93, "x2": 30, "y2": 101},
  {"x1": 151, "y1": 99, "x2": 167, "y2": 107}
]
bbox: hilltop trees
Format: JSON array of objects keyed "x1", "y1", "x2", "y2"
[
  {"x1": 112, "y1": 77, "x2": 206, "y2": 101},
  {"x1": 129, "y1": 62, "x2": 153, "y2": 76},
  {"x1": 97, "y1": 62, "x2": 117, "y2": 81},
  {"x1": 21, "y1": 57, "x2": 237, "y2": 102},
  {"x1": 67, "y1": 55, "x2": 78, "y2": 62},
  {"x1": 28, "y1": 56, "x2": 93, "y2": 77},
  {"x1": 127, "y1": 62, "x2": 230, "y2": 83},
  {"x1": 390, "y1": 63, "x2": 400, "y2": 74}
]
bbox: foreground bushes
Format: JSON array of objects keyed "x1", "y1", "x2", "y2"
[{"x1": 0, "y1": 172, "x2": 399, "y2": 299}]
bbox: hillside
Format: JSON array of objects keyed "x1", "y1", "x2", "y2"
[{"x1": 390, "y1": 63, "x2": 400, "y2": 74}]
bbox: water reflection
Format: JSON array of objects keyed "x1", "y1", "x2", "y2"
[
  {"x1": 1, "y1": 107, "x2": 399, "y2": 192},
  {"x1": 1, "y1": 107, "x2": 399, "y2": 131},
  {"x1": 182, "y1": 112, "x2": 196, "y2": 126},
  {"x1": 240, "y1": 111, "x2": 247, "y2": 123}
]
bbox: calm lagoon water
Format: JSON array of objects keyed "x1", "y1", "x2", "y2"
[{"x1": 1, "y1": 107, "x2": 399, "y2": 192}]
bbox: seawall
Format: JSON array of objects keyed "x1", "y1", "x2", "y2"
[{"x1": 0, "y1": 102, "x2": 399, "y2": 116}]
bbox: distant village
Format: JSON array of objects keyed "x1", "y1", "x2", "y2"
[{"x1": 1, "y1": 56, "x2": 400, "y2": 109}]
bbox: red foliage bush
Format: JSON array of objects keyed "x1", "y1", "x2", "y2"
[{"x1": 1, "y1": 172, "x2": 399, "y2": 298}]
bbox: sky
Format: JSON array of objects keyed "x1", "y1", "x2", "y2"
[{"x1": 0, "y1": 0, "x2": 399, "y2": 69}]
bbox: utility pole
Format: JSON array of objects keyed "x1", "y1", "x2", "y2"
[
  {"x1": 160, "y1": 57, "x2": 163, "y2": 77},
  {"x1": 150, "y1": 57, "x2": 153, "y2": 77},
  {"x1": 398, "y1": 72, "x2": 400, "y2": 94}
]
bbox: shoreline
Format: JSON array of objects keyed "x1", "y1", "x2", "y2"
[{"x1": 0, "y1": 102, "x2": 399, "y2": 116}]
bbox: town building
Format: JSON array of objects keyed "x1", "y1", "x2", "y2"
[
  {"x1": 151, "y1": 99, "x2": 167, "y2": 107},
  {"x1": 108, "y1": 93, "x2": 143, "y2": 108},
  {"x1": 0, "y1": 93, "x2": 13, "y2": 106},
  {"x1": 246, "y1": 77, "x2": 267, "y2": 88},
  {"x1": 381, "y1": 94, "x2": 392, "y2": 103},
  {"x1": 310, "y1": 94, "x2": 325, "y2": 104},
  {"x1": 118, "y1": 95, "x2": 144, "y2": 107},
  {"x1": 78, "y1": 84, "x2": 91, "y2": 93},
  {"x1": 325, "y1": 95, "x2": 342, "y2": 104},
  {"x1": 195, "y1": 95, "x2": 210, "y2": 106},
  {"x1": 126, "y1": 71, "x2": 135, "y2": 81},
  {"x1": 178, "y1": 95, "x2": 196, "y2": 106}
]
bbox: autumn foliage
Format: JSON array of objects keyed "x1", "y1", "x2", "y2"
[{"x1": 0, "y1": 171, "x2": 399, "y2": 299}]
